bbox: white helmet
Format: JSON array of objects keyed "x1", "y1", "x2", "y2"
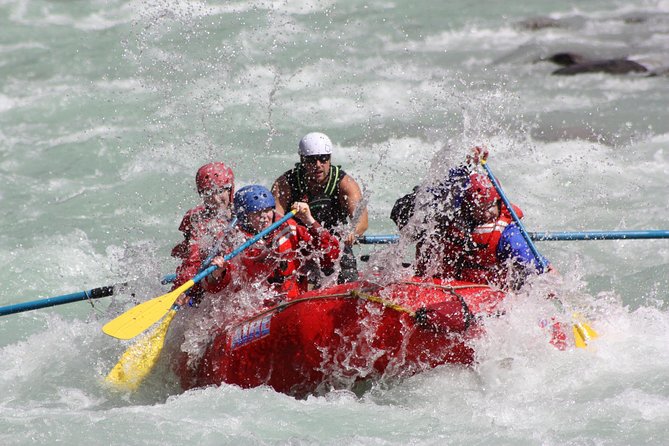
[{"x1": 298, "y1": 132, "x2": 333, "y2": 156}]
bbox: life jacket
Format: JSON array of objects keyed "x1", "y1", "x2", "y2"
[
  {"x1": 415, "y1": 223, "x2": 470, "y2": 280},
  {"x1": 171, "y1": 205, "x2": 231, "y2": 258},
  {"x1": 459, "y1": 204, "x2": 524, "y2": 286},
  {"x1": 235, "y1": 215, "x2": 306, "y2": 298},
  {"x1": 283, "y1": 163, "x2": 349, "y2": 230},
  {"x1": 202, "y1": 212, "x2": 340, "y2": 299}
]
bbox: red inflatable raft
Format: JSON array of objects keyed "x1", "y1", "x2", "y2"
[{"x1": 175, "y1": 276, "x2": 508, "y2": 397}]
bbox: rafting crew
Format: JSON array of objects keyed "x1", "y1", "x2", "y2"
[
  {"x1": 272, "y1": 132, "x2": 368, "y2": 284},
  {"x1": 189, "y1": 185, "x2": 341, "y2": 304},
  {"x1": 391, "y1": 147, "x2": 551, "y2": 291},
  {"x1": 172, "y1": 147, "x2": 549, "y2": 300}
]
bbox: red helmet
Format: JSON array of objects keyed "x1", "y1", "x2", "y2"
[
  {"x1": 466, "y1": 173, "x2": 499, "y2": 208},
  {"x1": 196, "y1": 162, "x2": 235, "y2": 196}
]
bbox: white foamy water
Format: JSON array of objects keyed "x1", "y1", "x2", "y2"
[{"x1": 1, "y1": 0, "x2": 668, "y2": 444}]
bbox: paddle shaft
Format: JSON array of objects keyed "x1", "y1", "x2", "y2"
[
  {"x1": 102, "y1": 211, "x2": 297, "y2": 340},
  {"x1": 188, "y1": 211, "x2": 296, "y2": 286},
  {"x1": 359, "y1": 230, "x2": 669, "y2": 245},
  {"x1": 528, "y1": 230, "x2": 669, "y2": 241},
  {"x1": 481, "y1": 161, "x2": 548, "y2": 271},
  {"x1": 0, "y1": 285, "x2": 119, "y2": 317},
  {"x1": 161, "y1": 218, "x2": 239, "y2": 286}
]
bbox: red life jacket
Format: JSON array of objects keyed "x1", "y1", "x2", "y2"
[
  {"x1": 238, "y1": 216, "x2": 304, "y2": 298},
  {"x1": 203, "y1": 213, "x2": 340, "y2": 299},
  {"x1": 172, "y1": 206, "x2": 233, "y2": 291},
  {"x1": 460, "y1": 204, "x2": 523, "y2": 286},
  {"x1": 414, "y1": 226, "x2": 468, "y2": 279},
  {"x1": 171, "y1": 205, "x2": 231, "y2": 259}
]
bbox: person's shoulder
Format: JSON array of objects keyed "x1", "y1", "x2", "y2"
[
  {"x1": 339, "y1": 171, "x2": 361, "y2": 189},
  {"x1": 500, "y1": 204, "x2": 524, "y2": 221},
  {"x1": 274, "y1": 165, "x2": 301, "y2": 187},
  {"x1": 499, "y1": 223, "x2": 527, "y2": 248},
  {"x1": 285, "y1": 163, "x2": 303, "y2": 177},
  {"x1": 276, "y1": 168, "x2": 294, "y2": 180},
  {"x1": 179, "y1": 204, "x2": 205, "y2": 226},
  {"x1": 337, "y1": 174, "x2": 364, "y2": 203},
  {"x1": 185, "y1": 204, "x2": 205, "y2": 216},
  {"x1": 283, "y1": 217, "x2": 311, "y2": 240}
]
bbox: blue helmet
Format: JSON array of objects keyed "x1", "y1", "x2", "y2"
[{"x1": 233, "y1": 185, "x2": 276, "y2": 220}]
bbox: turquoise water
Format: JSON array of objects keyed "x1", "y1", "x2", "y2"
[{"x1": 1, "y1": 0, "x2": 669, "y2": 444}]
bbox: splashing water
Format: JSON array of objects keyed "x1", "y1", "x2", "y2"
[{"x1": 2, "y1": 0, "x2": 669, "y2": 444}]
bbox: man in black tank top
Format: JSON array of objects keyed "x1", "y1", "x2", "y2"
[{"x1": 272, "y1": 132, "x2": 368, "y2": 283}]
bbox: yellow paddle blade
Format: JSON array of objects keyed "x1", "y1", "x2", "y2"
[
  {"x1": 105, "y1": 309, "x2": 177, "y2": 392},
  {"x1": 573, "y1": 324, "x2": 588, "y2": 349},
  {"x1": 102, "y1": 280, "x2": 194, "y2": 340},
  {"x1": 572, "y1": 312, "x2": 598, "y2": 349},
  {"x1": 574, "y1": 313, "x2": 599, "y2": 339}
]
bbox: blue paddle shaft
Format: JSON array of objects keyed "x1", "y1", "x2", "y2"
[
  {"x1": 201, "y1": 217, "x2": 238, "y2": 268},
  {"x1": 0, "y1": 285, "x2": 116, "y2": 317},
  {"x1": 529, "y1": 230, "x2": 669, "y2": 241},
  {"x1": 481, "y1": 162, "x2": 549, "y2": 272},
  {"x1": 359, "y1": 230, "x2": 669, "y2": 245},
  {"x1": 190, "y1": 211, "x2": 296, "y2": 285},
  {"x1": 359, "y1": 235, "x2": 400, "y2": 244}
]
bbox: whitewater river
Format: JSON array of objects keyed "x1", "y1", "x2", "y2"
[{"x1": 1, "y1": 0, "x2": 668, "y2": 444}]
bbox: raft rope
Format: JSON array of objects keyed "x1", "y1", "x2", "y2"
[
  {"x1": 228, "y1": 287, "x2": 416, "y2": 331},
  {"x1": 398, "y1": 281, "x2": 491, "y2": 291},
  {"x1": 228, "y1": 281, "x2": 493, "y2": 332},
  {"x1": 401, "y1": 282, "x2": 492, "y2": 329},
  {"x1": 395, "y1": 281, "x2": 483, "y2": 330},
  {"x1": 349, "y1": 290, "x2": 415, "y2": 317}
]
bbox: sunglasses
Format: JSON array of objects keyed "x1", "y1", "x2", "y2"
[
  {"x1": 302, "y1": 155, "x2": 331, "y2": 164},
  {"x1": 201, "y1": 185, "x2": 232, "y2": 196}
]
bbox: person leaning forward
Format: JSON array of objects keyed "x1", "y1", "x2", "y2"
[
  {"x1": 391, "y1": 147, "x2": 551, "y2": 291},
  {"x1": 272, "y1": 132, "x2": 368, "y2": 283}
]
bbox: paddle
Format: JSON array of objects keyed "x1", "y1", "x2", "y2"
[
  {"x1": 0, "y1": 285, "x2": 120, "y2": 317},
  {"x1": 105, "y1": 308, "x2": 178, "y2": 391},
  {"x1": 480, "y1": 160, "x2": 598, "y2": 348},
  {"x1": 160, "y1": 273, "x2": 176, "y2": 285},
  {"x1": 0, "y1": 271, "x2": 190, "y2": 317},
  {"x1": 103, "y1": 210, "x2": 296, "y2": 341},
  {"x1": 359, "y1": 229, "x2": 669, "y2": 244},
  {"x1": 528, "y1": 230, "x2": 669, "y2": 241},
  {"x1": 105, "y1": 210, "x2": 296, "y2": 391}
]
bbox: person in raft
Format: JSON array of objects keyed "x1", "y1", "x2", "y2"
[
  {"x1": 170, "y1": 162, "x2": 236, "y2": 308},
  {"x1": 171, "y1": 162, "x2": 235, "y2": 261},
  {"x1": 271, "y1": 132, "x2": 368, "y2": 284},
  {"x1": 391, "y1": 147, "x2": 551, "y2": 290},
  {"x1": 199, "y1": 185, "x2": 341, "y2": 302}
]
